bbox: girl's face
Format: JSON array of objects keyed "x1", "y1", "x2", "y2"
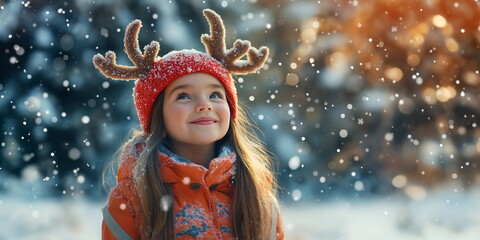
[{"x1": 162, "y1": 73, "x2": 231, "y2": 147}]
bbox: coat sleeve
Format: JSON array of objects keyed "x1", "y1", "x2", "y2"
[{"x1": 102, "y1": 180, "x2": 141, "y2": 240}]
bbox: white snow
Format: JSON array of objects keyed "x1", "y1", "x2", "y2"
[
  {"x1": 0, "y1": 195, "x2": 102, "y2": 240},
  {"x1": 1, "y1": 188, "x2": 479, "y2": 239},
  {"x1": 282, "y1": 188, "x2": 480, "y2": 240}
]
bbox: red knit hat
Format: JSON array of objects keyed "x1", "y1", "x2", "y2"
[
  {"x1": 93, "y1": 9, "x2": 269, "y2": 133},
  {"x1": 136, "y1": 50, "x2": 236, "y2": 133}
]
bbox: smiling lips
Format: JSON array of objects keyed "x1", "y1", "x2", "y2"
[{"x1": 190, "y1": 117, "x2": 218, "y2": 125}]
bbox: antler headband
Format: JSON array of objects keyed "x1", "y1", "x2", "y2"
[
  {"x1": 93, "y1": 9, "x2": 270, "y2": 133},
  {"x1": 93, "y1": 9, "x2": 269, "y2": 79},
  {"x1": 201, "y1": 9, "x2": 269, "y2": 74}
]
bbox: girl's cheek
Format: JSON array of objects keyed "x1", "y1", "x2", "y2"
[
  {"x1": 215, "y1": 102, "x2": 229, "y2": 112},
  {"x1": 220, "y1": 106, "x2": 231, "y2": 120},
  {"x1": 223, "y1": 103, "x2": 231, "y2": 113},
  {"x1": 174, "y1": 107, "x2": 190, "y2": 117},
  {"x1": 176, "y1": 106, "x2": 195, "y2": 115}
]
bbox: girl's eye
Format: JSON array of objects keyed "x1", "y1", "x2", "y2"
[
  {"x1": 210, "y1": 92, "x2": 224, "y2": 99},
  {"x1": 176, "y1": 93, "x2": 190, "y2": 100}
]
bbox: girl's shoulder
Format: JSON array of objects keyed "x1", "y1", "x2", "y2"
[{"x1": 117, "y1": 134, "x2": 146, "y2": 183}]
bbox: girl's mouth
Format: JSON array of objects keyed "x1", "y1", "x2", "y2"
[{"x1": 190, "y1": 117, "x2": 217, "y2": 125}]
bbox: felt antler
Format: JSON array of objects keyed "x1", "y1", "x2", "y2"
[
  {"x1": 201, "y1": 9, "x2": 269, "y2": 74},
  {"x1": 93, "y1": 20, "x2": 159, "y2": 80}
]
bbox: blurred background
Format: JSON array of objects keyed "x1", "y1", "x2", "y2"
[{"x1": 1, "y1": 0, "x2": 480, "y2": 239}]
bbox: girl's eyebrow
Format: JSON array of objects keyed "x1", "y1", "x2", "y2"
[
  {"x1": 209, "y1": 83, "x2": 226, "y2": 91},
  {"x1": 168, "y1": 84, "x2": 190, "y2": 96},
  {"x1": 168, "y1": 83, "x2": 225, "y2": 96}
]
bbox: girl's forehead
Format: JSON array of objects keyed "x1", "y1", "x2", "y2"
[{"x1": 166, "y1": 73, "x2": 225, "y2": 90}]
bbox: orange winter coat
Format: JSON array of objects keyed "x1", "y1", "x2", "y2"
[{"x1": 102, "y1": 137, "x2": 285, "y2": 239}]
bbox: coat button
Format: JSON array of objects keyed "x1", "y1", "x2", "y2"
[
  {"x1": 190, "y1": 183, "x2": 201, "y2": 190},
  {"x1": 209, "y1": 183, "x2": 219, "y2": 190}
]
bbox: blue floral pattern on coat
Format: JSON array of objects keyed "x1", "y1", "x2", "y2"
[{"x1": 175, "y1": 205, "x2": 211, "y2": 237}]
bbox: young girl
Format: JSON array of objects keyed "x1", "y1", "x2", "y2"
[{"x1": 93, "y1": 9, "x2": 284, "y2": 240}]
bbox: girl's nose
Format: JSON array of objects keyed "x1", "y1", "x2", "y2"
[{"x1": 195, "y1": 99, "x2": 213, "y2": 112}]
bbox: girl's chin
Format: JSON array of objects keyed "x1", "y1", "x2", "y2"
[
  {"x1": 190, "y1": 138, "x2": 221, "y2": 146},
  {"x1": 174, "y1": 137, "x2": 221, "y2": 146}
]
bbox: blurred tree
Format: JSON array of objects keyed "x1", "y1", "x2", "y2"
[{"x1": 276, "y1": 0, "x2": 480, "y2": 199}]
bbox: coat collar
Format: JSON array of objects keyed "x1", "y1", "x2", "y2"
[{"x1": 158, "y1": 145, "x2": 237, "y2": 188}]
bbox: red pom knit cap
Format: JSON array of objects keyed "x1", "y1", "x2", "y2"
[{"x1": 135, "y1": 50, "x2": 236, "y2": 133}]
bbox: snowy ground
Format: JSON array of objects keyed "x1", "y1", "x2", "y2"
[
  {"x1": 282, "y1": 189, "x2": 480, "y2": 240},
  {"x1": 1, "y1": 189, "x2": 479, "y2": 240}
]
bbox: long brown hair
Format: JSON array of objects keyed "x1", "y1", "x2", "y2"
[{"x1": 108, "y1": 91, "x2": 279, "y2": 239}]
